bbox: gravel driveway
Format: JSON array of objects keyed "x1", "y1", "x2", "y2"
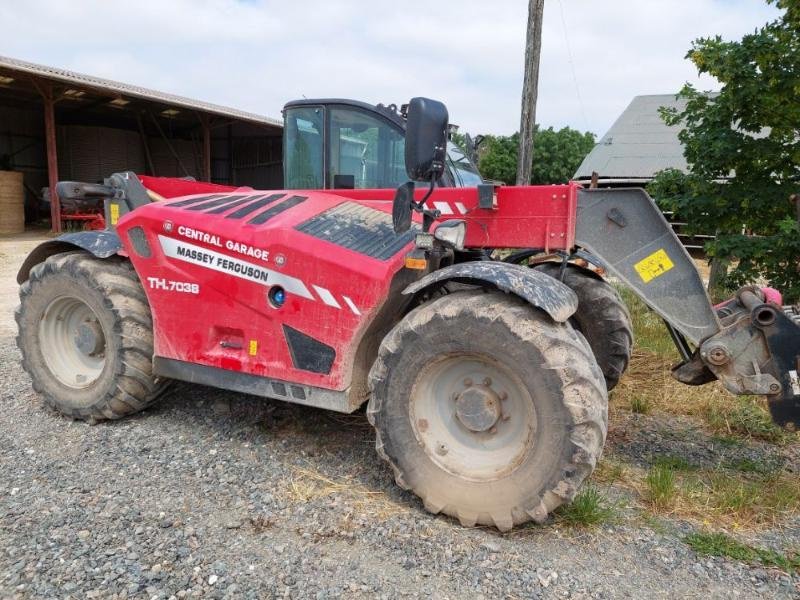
[{"x1": 1, "y1": 233, "x2": 798, "y2": 599}]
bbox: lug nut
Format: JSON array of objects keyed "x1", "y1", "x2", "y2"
[
  {"x1": 489, "y1": 426, "x2": 497, "y2": 434},
  {"x1": 483, "y1": 377, "x2": 492, "y2": 386},
  {"x1": 502, "y1": 414, "x2": 510, "y2": 421},
  {"x1": 463, "y1": 378, "x2": 473, "y2": 387},
  {"x1": 436, "y1": 443, "x2": 448, "y2": 456},
  {"x1": 769, "y1": 383, "x2": 781, "y2": 393},
  {"x1": 499, "y1": 391, "x2": 508, "y2": 401}
]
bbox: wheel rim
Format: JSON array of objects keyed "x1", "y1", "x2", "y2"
[
  {"x1": 39, "y1": 296, "x2": 107, "y2": 389},
  {"x1": 409, "y1": 353, "x2": 536, "y2": 482}
]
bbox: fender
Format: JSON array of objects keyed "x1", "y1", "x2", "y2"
[
  {"x1": 403, "y1": 261, "x2": 578, "y2": 323},
  {"x1": 16, "y1": 231, "x2": 122, "y2": 284}
]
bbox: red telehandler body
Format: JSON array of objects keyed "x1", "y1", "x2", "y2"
[{"x1": 15, "y1": 98, "x2": 800, "y2": 530}]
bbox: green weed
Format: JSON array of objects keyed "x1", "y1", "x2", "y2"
[{"x1": 685, "y1": 532, "x2": 800, "y2": 572}]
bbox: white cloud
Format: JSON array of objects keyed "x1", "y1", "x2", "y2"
[{"x1": 0, "y1": 0, "x2": 782, "y2": 135}]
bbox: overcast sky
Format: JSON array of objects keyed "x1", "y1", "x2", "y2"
[{"x1": 0, "y1": 0, "x2": 782, "y2": 136}]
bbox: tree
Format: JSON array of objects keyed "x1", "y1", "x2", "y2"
[
  {"x1": 649, "y1": 0, "x2": 800, "y2": 300},
  {"x1": 478, "y1": 126, "x2": 596, "y2": 185}
]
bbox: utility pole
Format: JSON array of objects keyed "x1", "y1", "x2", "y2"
[{"x1": 516, "y1": 0, "x2": 545, "y2": 186}]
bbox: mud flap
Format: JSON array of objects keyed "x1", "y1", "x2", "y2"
[
  {"x1": 402, "y1": 261, "x2": 578, "y2": 323},
  {"x1": 16, "y1": 231, "x2": 123, "y2": 284}
]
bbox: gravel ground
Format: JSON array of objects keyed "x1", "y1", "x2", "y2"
[{"x1": 1, "y1": 233, "x2": 799, "y2": 599}]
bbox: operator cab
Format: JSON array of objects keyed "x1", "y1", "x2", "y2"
[{"x1": 282, "y1": 99, "x2": 482, "y2": 190}]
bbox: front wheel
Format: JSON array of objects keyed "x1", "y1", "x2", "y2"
[
  {"x1": 367, "y1": 290, "x2": 607, "y2": 531},
  {"x1": 16, "y1": 252, "x2": 168, "y2": 422}
]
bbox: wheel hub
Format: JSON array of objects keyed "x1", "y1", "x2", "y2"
[
  {"x1": 455, "y1": 385, "x2": 501, "y2": 432},
  {"x1": 74, "y1": 320, "x2": 105, "y2": 357},
  {"x1": 39, "y1": 296, "x2": 106, "y2": 389},
  {"x1": 409, "y1": 355, "x2": 537, "y2": 482}
]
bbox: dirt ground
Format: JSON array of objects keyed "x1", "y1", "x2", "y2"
[{"x1": 0, "y1": 230, "x2": 798, "y2": 599}]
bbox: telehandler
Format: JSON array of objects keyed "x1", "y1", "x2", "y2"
[{"x1": 15, "y1": 97, "x2": 800, "y2": 530}]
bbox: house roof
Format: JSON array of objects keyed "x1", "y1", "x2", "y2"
[
  {"x1": 0, "y1": 54, "x2": 282, "y2": 128},
  {"x1": 574, "y1": 94, "x2": 690, "y2": 180}
]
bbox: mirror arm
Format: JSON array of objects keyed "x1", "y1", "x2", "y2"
[{"x1": 411, "y1": 178, "x2": 441, "y2": 232}]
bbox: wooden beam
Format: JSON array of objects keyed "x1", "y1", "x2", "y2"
[
  {"x1": 149, "y1": 111, "x2": 191, "y2": 177},
  {"x1": 136, "y1": 113, "x2": 156, "y2": 175},
  {"x1": 201, "y1": 114, "x2": 212, "y2": 182},
  {"x1": 33, "y1": 78, "x2": 62, "y2": 233}
]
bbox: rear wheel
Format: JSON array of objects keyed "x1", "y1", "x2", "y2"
[
  {"x1": 16, "y1": 252, "x2": 167, "y2": 422},
  {"x1": 535, "y1": 263, "x2": 633, "y2": 390},
  {"x1": 368, "y1": 290, "x2": 607, "y2": 530}
]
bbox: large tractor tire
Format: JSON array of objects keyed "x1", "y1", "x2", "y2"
[
  {"x1": 16, "y1": 251, "x2": 167, "y2": 422},
  {"x1": 535, "y1": 263, "x2": 633, "y2": 391},
  {"x1": 367, "y1": 290, "x2": 608, "y2": 531}
]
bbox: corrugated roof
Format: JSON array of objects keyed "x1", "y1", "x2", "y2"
[
  {"x1": 574, "y1": 94, "x2": 690, "y2": 180},
  {"x1": 0, "y1": 55, "x2": 282, "y2": 128}
]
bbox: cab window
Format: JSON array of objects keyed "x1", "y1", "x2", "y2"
[
  {"x1": 284, "y1": 106, "x2": 324, "y2": 189},
  {"x1": 447, "y1": 142, "x2": 483, "y2": 187},
  {"x1": 329, "y1": 107, "x2": 406, "y2": 189}
]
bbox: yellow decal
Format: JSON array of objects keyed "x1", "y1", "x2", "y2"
[
  {"x1": 634, "y1": 249, "x2": 674, "y2": 283},
  {"x1": 248, "y1": 340, "x2": 258, "y2": 356},
  {"x1": 109, "y1": 203, "x2": 120, "y2": 225}
]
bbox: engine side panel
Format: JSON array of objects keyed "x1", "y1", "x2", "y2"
[{"x1": 116, "y1": 191, "x2": 416, "y2": 402}]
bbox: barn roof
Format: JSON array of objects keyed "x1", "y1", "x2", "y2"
[
  {"x1": 574, "y1": 94, "x2": 690, "y2": 181},
  {"x1": 0, "y1": 54, "x2": 282, "y2": 128}
]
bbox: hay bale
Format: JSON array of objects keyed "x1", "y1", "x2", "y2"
[{"x1": 0, "y1": 170, "x2": 24, "y2": 234}]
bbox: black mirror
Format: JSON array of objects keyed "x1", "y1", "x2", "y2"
[
  {"x1": 405, "y1": 97, "x2": 449, "y2": 182},
  {"x1": 392, "y1": 181, "x2": 414, "y2": 233}
]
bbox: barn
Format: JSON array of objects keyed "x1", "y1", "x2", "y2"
[{"x1": 0, "y1": 55, "x2": 283, "y2": 232}]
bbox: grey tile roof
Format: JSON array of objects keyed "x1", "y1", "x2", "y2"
[
  {"x1": 574, "y1": 94, "x2": 689, "y2": 180},
  {"x1": 0, "y1": 55, "x2": 282, "y2": 128}
]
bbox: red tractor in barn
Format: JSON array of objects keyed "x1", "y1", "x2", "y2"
[{"x1": 15, "y1": 97, "x2": 800, "y2": 530}]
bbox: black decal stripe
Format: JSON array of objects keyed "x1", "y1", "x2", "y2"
[
  {"x1": 283, "y1": 325, "x2": 335, "y2": 374},
  {"x1": 186, "y1": 194, "x2": 248, "y2": 211},
  {"x1": 206, "y1": 194, "x2": 266, "y2": 215},
  {"x1": 248, "y1": 195, "x2": 307, "y2": 225},
  {"x1": 166, "y1": 193, "x2": 226, "y2": 207},
  {"x1": 225, "y1": 193, "x2": 286, "y2": 219}
]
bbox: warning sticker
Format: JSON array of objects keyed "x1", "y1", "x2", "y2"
[
  {"x1": 248, "y1": 340, "x2": 258, "y2": 356},
  {"x1": 634, "y1": 249, "x2": 674, "y2": 283},
  {"x1": 109, "y1": 203, "x2": 120, "y2": 225}
]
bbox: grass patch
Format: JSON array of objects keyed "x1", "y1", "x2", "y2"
[
  {"x1": 616, "y1": 286, "x2": 677, "y2": 358},
  {"x1": 592, "y1": 457, "x2": 627, "y2": 485},
  {"x1": 644, "y1": 468, "x2": 800, "y2": 526},
  {"x1": 611, "y1": 284, "x2": 798, "y2": 444},
  {"x1": 556, "y1": 486, "x2": 617, "y2": 527},
  {"x1": 652, "y1": 455, "x2": 696, "y2": 472},
  {"x1": 685, "y1": 532, "x2": 800, "y2": 572},
  {"x1": 704, "y1": 397, "x2": 790, "y2": 444},
  {"x1": 629, "y1": 396, "x2": 651, "y2": 415},
  {"x1": 721, "y1": 456, "x2": 783, "y2": 476},
  {"x1": 644, "y1": 463, "x2": 677, "y2": 510}
]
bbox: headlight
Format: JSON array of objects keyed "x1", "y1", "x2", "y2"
[{"x1": 433, "y1": 219, "x2": 466, "y2": 250}]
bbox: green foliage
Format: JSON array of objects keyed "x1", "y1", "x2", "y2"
[
  {"x1": 652, "y1": 455, "x2": 697, "y2": 472},
  {"x1": 649, "y1": 1, "x2": 800, "y2": 300},
  {"x1": 684, "y1": 532, "x2": 800, "y2": 572},
  {"x1": 555, "y1": 485, "x2": 617, "y2": 526},
  {"x1": 645, "y1": 463, "x2": 677, "y2": 510},
  {"x1": 630, "y1": 396, "x2": 652, "y2": 415},
  {"x1": 703, "y1": 396, "x2": 791, "y2": 444},
  {"x1": 615, "y1": 285, "x2": 678, "y2": 358},
  {"x1": 478, "y1": 126, "x2": 595, "y2": 185}
]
